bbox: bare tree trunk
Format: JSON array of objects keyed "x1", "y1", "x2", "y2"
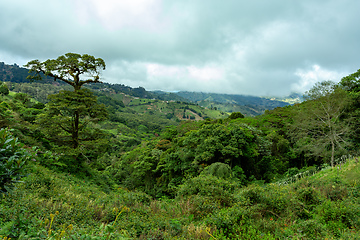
[
  {"x1": 331, "y1": 138, "x2": 335, "y2": 167},
  {"x1": 73, "y1": 110, "x2": 79, "y2": 149}
]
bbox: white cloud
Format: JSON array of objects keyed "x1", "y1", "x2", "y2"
[
  {"x1": 187, "y1": 66, "x2": 224, "y2": 82},
  {"x1": 142, "y1": 63, "x2": 225, "y2": 91},
  {"x1": 292, "y1": 64, "x2": 346, "y2": 93},
  {"x1": 0, "y1": 0, "x2": 359, "y2": 96},
  {"x1": 74, "y1": 0, "x2": 165, "y2": 31}
]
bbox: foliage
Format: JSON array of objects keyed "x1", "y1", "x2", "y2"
[
  {"x1": 0, "y1": 100, "x2": 12, "y2": 129},
  {"x1": 228, "y1": 111, "x2": 244, "y2": 119},
  {"x1": 36, "y1": 89, "x2": 108, "y2": 149},
  {"x1": 202, "y1": 162, "x2": 232, "y2": 179},
  {"x1": 177, "y1": 174, "x2": 236, "y2": 207},
  {"x1": 24, "y1": 54, "x2": 109, "y2": 153},
  {"x1": 291, "y1": 81, "x2": 352, "y2": 166},
  {"x1": 340, "y1": 68, "x2": 360, "y2": 150},
  {"x1": 340, "y1": 68, "x2": 360, "y2": 94},
  {"x1": 25, "y1": 53, "x2": 105, "y2": 91},
  {"x1": 109, "y1": 120, "x2": 275, "y2": 197},
  {"x1": 0, "y1": 144, "x2": 359, "y2": 239},
  {"x1": 0, "y1": 83, "x2": 9, "y2": 96},
  {"x1": 0, "y1": 128, "x2": 33, "y2": 194},
  {"x1": 2, "y1": 61, "x2": 360, "y2": 239}
]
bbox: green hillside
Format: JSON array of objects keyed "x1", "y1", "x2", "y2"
[
  {"x1": 1, "y1": 143, "x2": 359, "y2": 239},
  {"x1": 2, "y1": 80, "x2": 231, "y2": 155},
  {"x1": 1, "y1": 88, "x2": 359, "y2": 239},
  {"x1": 1, "y1": 56, "x2": 360, "y2": 239},
  {"x1": 175, "y1": 91, "x2": 290, "y2": 116}
]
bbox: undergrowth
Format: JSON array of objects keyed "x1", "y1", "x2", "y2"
[{"x1": 0, "y1": 159, "x2": 359, "y2": 239}]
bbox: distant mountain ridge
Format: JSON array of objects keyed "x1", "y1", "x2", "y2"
[
  {"x1": 1, "y1": 61, "x2": 297, "y2": 116},
  {"x1": 169, "y1": 91, "x2": 292, "y2": 116},
  {"x1": 176, "y1": 91, "x2": 290, "y2": 106}
]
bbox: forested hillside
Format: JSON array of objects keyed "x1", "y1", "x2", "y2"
[{"x1": 1, "y1": 54, "x2": 360, "y2": 239}]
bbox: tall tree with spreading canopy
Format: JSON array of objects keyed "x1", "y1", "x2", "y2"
[
  {"x1": 292, "y1": 81, "x2": 352, "y2": 167},
  {"x1": 25, "y1": 53, "x2": 108, "y2": 149},
  {"x1": 24, "y1": 53, "x2": 105, "y2": 91}
]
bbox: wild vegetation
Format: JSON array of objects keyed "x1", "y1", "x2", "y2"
[{"x1": 1, "y1": 54, "x2": 360, "y2": 239}]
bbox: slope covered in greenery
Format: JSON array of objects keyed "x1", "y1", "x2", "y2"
[
  {"x1": 1, "y1": 140, "x2": 359, "y2": 239},
  {"x1": 175, "y1": 91, "x2": 291, "y2": 116},
  {"x1": 1, "y1": 61, "x2": 360, "y2": 238}
]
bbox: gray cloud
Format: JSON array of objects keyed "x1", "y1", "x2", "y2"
[{"x1": 0, "y1": 0, "x2": 359, "y2": 96}]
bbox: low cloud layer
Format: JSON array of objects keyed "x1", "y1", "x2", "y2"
[{"x1": 1, "y1": 0, "x2": 359, "y2": 96}]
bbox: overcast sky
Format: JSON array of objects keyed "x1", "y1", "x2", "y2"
[{"x1": 1, "y1": 0, "x2": 359, "y2": 96}]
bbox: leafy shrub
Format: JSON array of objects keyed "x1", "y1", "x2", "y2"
[
  {"x1": 325, "y1": 182, "x2": 348, "y2": 201},
  {"x1": 231, "y1": 166, "x2": 246, "y2": 185},
  {"x1": 205, "y1": 203, "x2": 248, "y2": 231},
  {"x1": 259, "y1": 184, "x2": 295, "y2": 215},
  {"x1": 237, "y1": 184, "x2": 265, "y2": 205},
  {"x1": 284, "y1": 167, "x2": 300, "y2": 177},
  {"x1": 236, "y1": 183, "x2": 303, "y2": 221},
  {"x1": 0, "y1": 83, "x2": 9, "y2": 96},
  {"x1": 202, "y1": 162, "x2": 232, "y2": 179},
  {"x1": 20, "y1": 108, "x2": 42, "y2": 123},
  {"x1": 297, "y1": 186, "x2": 320, "y2": 206},
  {"x1": 175, "y1": 174, "x2": 237, "y2": 220},
  {"x1": 186, "y1": 195, "x2": 223, "y2": 220},
  {"x1": 315, "y1": 199, "x2": 360, "y2": 230},
  {"x1": 228, "y1": 112, "x2": 244, "y2": 119},
  {"x1": 0, "y1": 102, "x2": 12, "y2": 128},
  {"x1": 177, "y1": 174, "x2": 236, "y2": 207},
  {"x1": 120, "y1": 190, "x2": 152, "y2": 206},
  {"x1": 0, "y1": 128, "x2": 33, "y2": 194},
  {"x1": 294, "y1": 219, "x2": 326, "y2": 239}
]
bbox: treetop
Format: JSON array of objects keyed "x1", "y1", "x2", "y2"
[{"x1": 25, "y1": 53, "x2": 106, "y2": 91}]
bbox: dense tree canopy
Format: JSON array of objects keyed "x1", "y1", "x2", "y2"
[{"x1": 340, "y1": 68, "x2": 360, "y2": 94}]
